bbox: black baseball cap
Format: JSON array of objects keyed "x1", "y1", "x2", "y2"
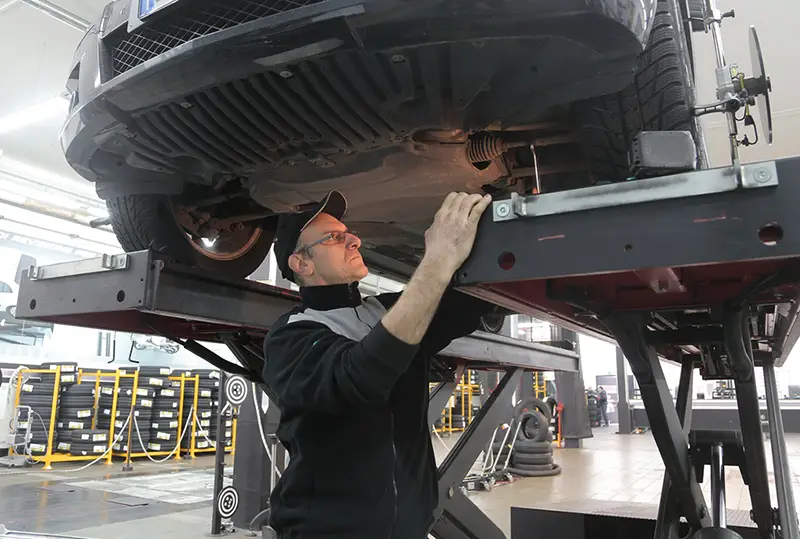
[{"x1": 273, "y1": 190, "x2": 348, "y2": 283}]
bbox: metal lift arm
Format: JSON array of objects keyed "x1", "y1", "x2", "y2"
[{"x1": 452, "y1": 156, "x2": 800, "y2": 538}]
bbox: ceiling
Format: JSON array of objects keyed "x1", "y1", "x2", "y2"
[{"x1": 0, "y1": 0, "x2": 796, "y2": 248}]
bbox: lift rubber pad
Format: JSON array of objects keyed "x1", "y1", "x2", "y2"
[{"x1": 457, "y1": 157, "x2": 800, "y2": 317}]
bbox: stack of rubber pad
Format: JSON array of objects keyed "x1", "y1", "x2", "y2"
[
  {"x1": 146, "y1": 366, "x2": 182, "y2": 453},
  {"x1": 491, "y1": 397, "x2": 562, "y2": 478},
  {"x1": 177, "y1": 369, "x2": 220, "y2": 451}
]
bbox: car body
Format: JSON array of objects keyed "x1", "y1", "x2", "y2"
[{"x1": 62, "y1": 0, "x2": 697, "y2": 280}]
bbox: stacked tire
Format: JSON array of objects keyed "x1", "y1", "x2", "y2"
[
  {"x1": 97, "y1": 368, "x2": 155, "y2": 455},
  {"x1": 180, "y1": 369, "x2": 218, "y2": 451},
  {"x1": 493, "y1": 397, "x2": 561, "y2": 478},
  {"x1": 55, "y1": 383, "x2": 97, "y2": 454},
  {"x1": 147, "y1": 367, "x2": 182, "y2": 454},
  {"x1": 586, "y1": 390, "x2": 601, "y2": 427},
  {"x1": 69, "y1": 429, "x2": 109, "y2": 457},
  {"x1": 15, "y1": 372, "x2": 59, "y2": 457}
]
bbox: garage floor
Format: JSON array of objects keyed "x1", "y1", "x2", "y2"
[{"x1": 1, "y1": 430, "x2": 798, "y2": 538}]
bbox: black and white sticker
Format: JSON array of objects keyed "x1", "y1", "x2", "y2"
[
  {"x1": 216, "y1": 486, "x2": 238, "y2": 519},
  {"x1": 225, "y1": 375, "x2": 248, "y2": 406}
]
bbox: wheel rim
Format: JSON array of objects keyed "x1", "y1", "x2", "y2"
[
  {"x1": 171, "y1": 200, "x2": 264, "y2": 261},
  {"x1": 185, "y1": 226, "x2": 263, "y2": 261}
]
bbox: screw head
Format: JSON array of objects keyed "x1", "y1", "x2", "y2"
[
  {"x1": 391, "y1": 54, "x2": 405, "y2": 63},
  {"x1": 280, "y1": 70, "x2": 293, "y2": 79},
  {"x1": 754, "y1": 168, "x2": 772, "y2": 183},
  {"x1": 496, "y1": 203, "x2": 510, "y2": 218}
]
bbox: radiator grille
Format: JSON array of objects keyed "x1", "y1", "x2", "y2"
[{"x1": 111, "y1": 0, "x2": 324, "y2": 77}]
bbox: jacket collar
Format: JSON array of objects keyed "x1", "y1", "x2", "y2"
[{"x1": 299, "y1": 282, "x2": 362, "y2": 310}]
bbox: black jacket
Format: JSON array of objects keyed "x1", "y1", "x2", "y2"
[{"x1": 262, "y1": 282, "x2": 493, "y2": 539}]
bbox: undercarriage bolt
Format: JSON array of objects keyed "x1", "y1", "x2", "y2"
[{"x1": 496, "y1": 203, "x2": 510, "y2": 218}]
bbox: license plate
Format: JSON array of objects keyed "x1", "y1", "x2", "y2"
[{"x1": 139, "y1": 0, "x2": 179, "y2": 18}]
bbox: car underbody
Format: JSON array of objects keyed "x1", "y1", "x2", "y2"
[{"x1": 63, "y1": 0, "x2": 704, "y2": 277}]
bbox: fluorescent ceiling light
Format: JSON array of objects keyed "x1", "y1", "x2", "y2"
[
  {"x1": 0, "y1": 188, "x2": 27, "y2": 205},
  {"x1": 0, "y1": 95, "x2": 70, "y2": 135}
]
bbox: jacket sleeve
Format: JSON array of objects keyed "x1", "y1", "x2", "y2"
[
  {"x1": 374, "y1": 289, "x2": 499, "y2": 356},
  {"x1": 262, "y1": 318, "x2": 420, "y2": 414},
  {"x1": 420, "y1": 288, "x2": 499, "y2": 355}
]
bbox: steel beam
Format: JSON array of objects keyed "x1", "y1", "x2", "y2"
[
  {"x1": 654, "y1": 357, "x2": 695, "y2": 538},
  {"x1": 723, "y1": 308, "x2": 773, "y2": 536},
  {"x1": 603, "y1": 312, "x2": 710, "y2": 530},
  {"x1": 615, "y1": 347, "x2": 633, "y2": 435},
  {"x1": 15, "y1": 250, "x2": 579, "y2": 373},
  {"x1": 431, "y1": 368, "x2": 522, "y2": 539},
  {"x1": 763, "y1": 358, "x2": 800, "y2": 538}
]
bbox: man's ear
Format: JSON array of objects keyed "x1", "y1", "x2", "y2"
[{"x1": 288, "y1": 253, "x2": 313, "y2": 279}]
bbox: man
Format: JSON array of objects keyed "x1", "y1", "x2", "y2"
[
  {"x1": 597, "y1": 386, "x2": 609, "y2": 427},
  {"x1": 262, "y1": 190, "x2": 496, "y2": 539}
]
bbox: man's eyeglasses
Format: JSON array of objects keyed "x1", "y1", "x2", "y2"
[{"x1": 294, "y1": 229, "x2": 359, "y2": 254}]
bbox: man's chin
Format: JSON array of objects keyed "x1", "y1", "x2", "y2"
[{"x1": 353, "y1": 263, "x2": 369, "y2": 280}]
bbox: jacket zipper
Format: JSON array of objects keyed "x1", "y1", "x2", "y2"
[{"x1": 389, "y1": 411, "x2": 398, "y2": 539}]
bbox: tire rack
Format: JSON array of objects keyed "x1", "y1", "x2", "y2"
[
  {"x1": 432, "y1": 370, "x2": 479, "y2": 434},
  {"x1": 102, "y1": 371, "x2": 237, "y2": 462},
  {"x1": 179, "y1": 373, "x2": 237, "y2": 459},
  {"x1": 10, "y1": 366, "x2": 106, "y2": 470}
]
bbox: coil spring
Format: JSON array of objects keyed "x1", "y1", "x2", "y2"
[{"x1": 466, "y1": 135, "x2": 506, "y2": 163}]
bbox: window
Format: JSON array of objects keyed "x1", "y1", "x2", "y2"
[{"x1": 0, "y1": 281, "x2": 11, "y2": 293}]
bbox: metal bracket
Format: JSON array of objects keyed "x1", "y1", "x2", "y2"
[
  {"x1": 29, "y1": 253, "x2": 129, "y2": 280},
  {"x1": 492, "y1": 161, "x2": 778, "y2": 222}
]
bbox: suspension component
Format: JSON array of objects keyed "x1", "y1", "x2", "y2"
[{"x1": 466, "y1": 135, "x2": 508, "y2": 164}]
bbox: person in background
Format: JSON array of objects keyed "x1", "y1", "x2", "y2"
[{"x1": 597, "y1": 385, "x2": 609, "y2": 427}]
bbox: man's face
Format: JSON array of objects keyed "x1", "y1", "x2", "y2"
[{"x1": 290, "y1": 213, "x2": 369, "y2": 286}]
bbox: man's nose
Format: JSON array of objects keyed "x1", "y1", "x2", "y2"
[{"x1": 346, "y1": 232, "x2": 361, "y2": 249}]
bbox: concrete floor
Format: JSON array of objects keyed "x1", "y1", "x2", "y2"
[{"x1": 1, "y1": 428, "x2": 799, "y2": 538}]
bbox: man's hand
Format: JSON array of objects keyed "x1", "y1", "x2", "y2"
[
  {"x1": 423, "y1": 192, "x2": 492, "y2": 278},
  {"x1": 381, "y1": 192, "x2": 491, "y2": 345}
]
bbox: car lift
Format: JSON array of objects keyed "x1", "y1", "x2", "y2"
[
  {"x1": 447, "y1": 3, "x2": 798, "y2": 536},
  {"x1": 13, "y1": 249, "x2": 580, "y2": 539}
]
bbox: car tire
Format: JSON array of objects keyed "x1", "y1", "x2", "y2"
[
  {"x1": 512, "y1": 440, "x2": 553, "y2": 454},
  {"x1": 107, "y1": 194, "x2": 276, "y2": 278},
  {"x1": 574, "y1": 0, "x2": 702, "y2": 184},
  {"x1": 507, "y1": 464, "x2": 562, "y2": 477},
  {"x1": 479, "y1": 313, "x2": 506, "y2": 334},
  {"x1": 512, "y1": 452, "x2": 554, "y2": 466},
  {"x1": 513, "y1": 397, "x2": 552, "y2": 424},
  {"x1": 517, "y1": 411, "x2": 550, "y2": 443}
]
